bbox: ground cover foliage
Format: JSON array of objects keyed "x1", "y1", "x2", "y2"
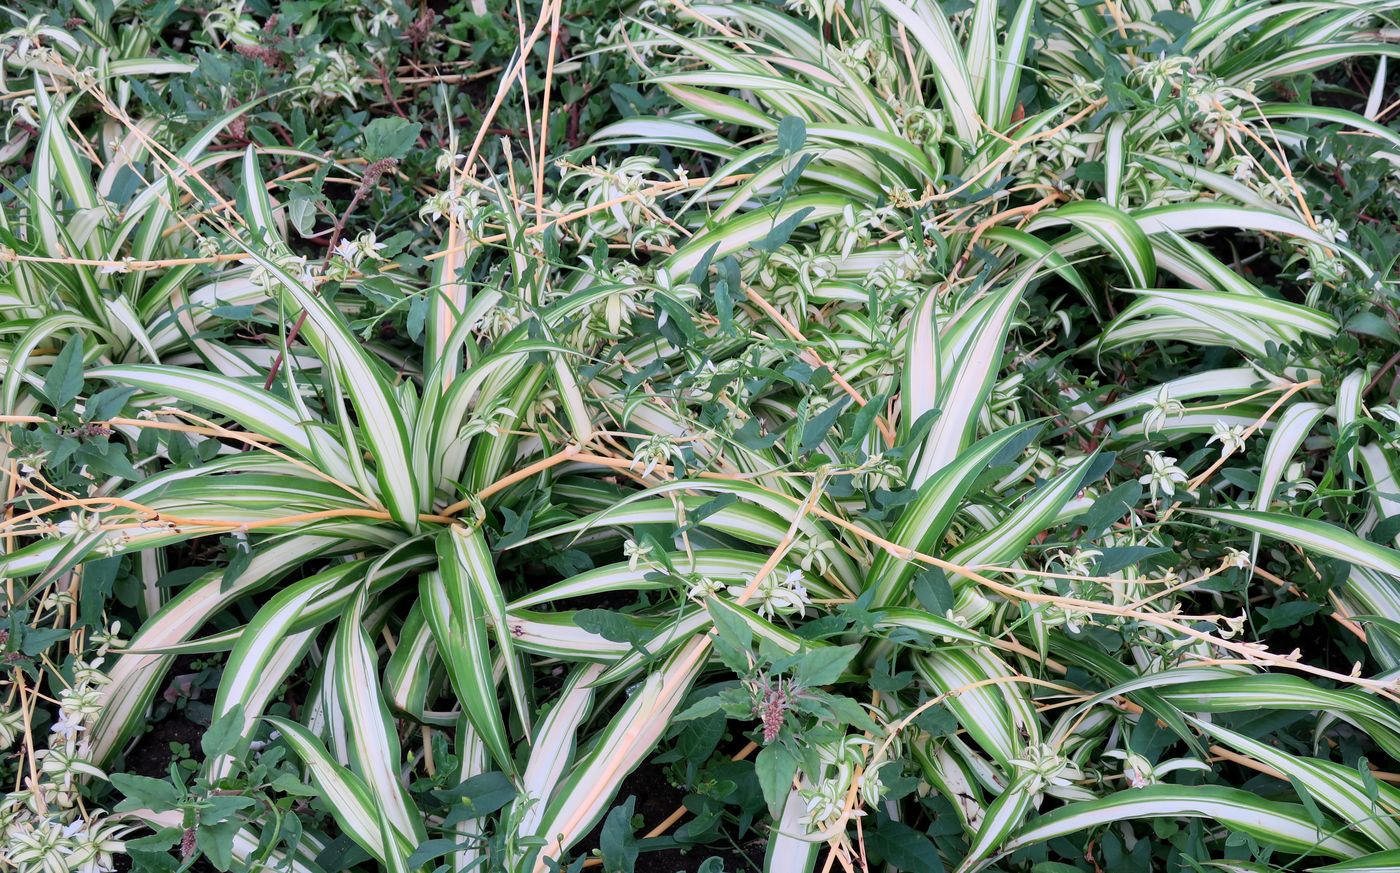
[{"x1": 4, "y1": 0, "x2": 1400, "y2": 872}]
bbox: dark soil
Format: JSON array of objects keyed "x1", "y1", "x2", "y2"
[
  {"x1": 114, "y1": 652, "x2": 215, "y2": 778},
  {"x1": 574, "y1": 760, "x2": 767, "y2": 872},
  {"x1": 122, "y1": 851, "x2": 221, "y2": 873},
  {"x1": 110, "y1": 706, "x2": 225, "y2": 873},
  {"x1": 121, "y1": 712, "x2": 207, "y2": 778},
  {"x1": 114, "y1": 853, "x2": 219, "y2": 873}
]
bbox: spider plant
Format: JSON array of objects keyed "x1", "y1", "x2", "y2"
[{"x1": 5, "y1": 0, "x2": 1400, "y2": 872}]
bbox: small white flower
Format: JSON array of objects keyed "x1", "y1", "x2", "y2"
[
  {"x1": 366, "y1": 7, "x2": 399, "y2": 36},
  {"x1": 1105, "y1": 749, "x2": 1210, "y2": 788},
  {"x1": 1051, "y1": 548, "x2": 1102, "y2": 577},
  {"x1": 1219, "y1": 612, "x2": 1248, "y2": 639},
  {"x1": 7, "y1": 819, "x2": 71, "y2": 873},
  {"x1": 16, "y1": 450, "x2": 47, "y2": 477},
  {"x1": 1207, "y1": 421, "x2": 1248, "y2": 457},
  {"x1": 1106, "y1": 751, "x2": 1157, "y2": 788},
  {"x1": 419, "y1": 191, "x2": 457, "y2": 223},
  {"x1": 686, "y1": 574, "x2": 724, "y2": 601},
  {"x1": 1224, "y1": 547, "x2": 1251, "y2": 569},
  {"x1": 331, "y1": 238, "x2": 360, "y2": 266},
  {"x1": 1125, "y1": 754, "x2": 1154, "y2": 788},
  {"x1": 354, "y1": 232, "x2": 388, "y2": 262},
  {"x1": 66, "y1": 814, "x2": 124, "y2": 873},
  {"x1": 50, "y1": 714, "x2": 86, "y2": 742},
  {"x1": 42, "y1": 590, "x2": 75, "y2": 612},
  {"x1": 436, "y1": 150, "x2": 464, "y2": 174},
  {"x1": 730, "y1": 569, "x2": 810, "y2": 620},
  {"x1": 1141, "y1": 385, "x2": 1184, "y2": 438},
  {"x1": 94, "y1": 535, "x2": 124, "y2": 558},
  {"x1": 623, "y1": 538, "x2": 653, "y2": 572},
  {"x1": 1139, "y1": 451, "x2": 1190, "y2": 504}
]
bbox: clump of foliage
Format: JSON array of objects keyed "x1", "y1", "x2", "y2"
[{"x1": 4, "y1": 1, "x2": 1400, "y2": 872}]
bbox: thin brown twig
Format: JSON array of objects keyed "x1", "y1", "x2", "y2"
[{"x1": 261, "y1": 157, "x2": 399, "y2": 390}]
